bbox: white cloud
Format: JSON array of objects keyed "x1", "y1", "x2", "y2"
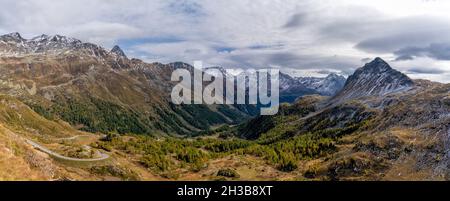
[
  {"x1": 1, "y1": 0, "x2": 450, "y2": 82},
  {"x1": 62, "y1": 21, "x2": 142, "y2": 47}
]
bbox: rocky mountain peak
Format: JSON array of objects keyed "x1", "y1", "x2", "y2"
[
  {"x1": 29, "y1": 34, "x2": 82, "y2": 45},
  {"x1": 111, "y1": 45, "x2": 127, "y2": 58},
  {"x1": 293, "y1": 73, "x2": 346, "y2": 97},
  {"x1": 9, "y1": 32, "x2": 22, "y2": 38},
  {"x1": 361, "y1": 57, "x2": 392, "y2": 73},
  {"x1": 31, "y1": 34, "x2": 50, "y2": 42},
  {"x1": 0, "y1": 32, "x2": 25, "y2": 42},
  {"x1": 324, "y1": 73, "x2": 345, "y2": 82},
  {"x1": 50, "y1": 34, "x2": 79, "y2": 43},
  {"x1": 334, "y1": 58, "x2": 414, "y2": 100}
]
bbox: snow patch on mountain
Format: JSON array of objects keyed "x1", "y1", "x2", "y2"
[{"x1": 297, "y1": 73, "x2": 346, "y2": 96}]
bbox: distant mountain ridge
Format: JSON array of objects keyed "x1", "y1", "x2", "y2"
[
  {"x1": 279, "y1": 72, "x2": 346, "y2": 103},
  {"x1": 296, "y1": 73, "x2": 346, "y2": 96},
  {"x1": 202, "y1": 66, "x2": 347, "y2": 103}
]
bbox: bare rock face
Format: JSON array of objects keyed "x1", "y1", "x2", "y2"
[
  {"x1": 334, "y1": 57, "x2": 414, "y2": 101},
  {"x1": 110, "y1": 45, "x2": 127, "y2": 59}
]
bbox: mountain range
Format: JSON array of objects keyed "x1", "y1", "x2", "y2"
[
  {"x1": 0, "y1": 32, "x2": 259, "y2": 136},
  {"x1": 239, "y1": 57, "x2": 449, "y2": 180},
  {"x1": 0, "y1": 32, "x2": 448, "y2": 181},
  {"x1": 202, "y1": 66, "x2": 346, "y2": 103},
  {"x1": 280, "y1": 72, "x2": 346, "y2": 103}
]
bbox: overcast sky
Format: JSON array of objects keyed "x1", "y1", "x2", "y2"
[{"x1": 1, "y1": 0, "x2": 450, "y2": 82}]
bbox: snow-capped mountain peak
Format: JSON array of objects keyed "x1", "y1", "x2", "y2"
[
  {"x1": 0, "y1": 32, "x2": 25, "y2": 42},
  {"x1": 31, "y1": 34, "x2": 50, "y2": 42},
  {"x1": 0, "y1": 32, "x2": 107, "y2": 59},
  {"x1": 326, "y1": 73, "x2": 342, "y2": 80},
  {"x1": 30, "y1": 34, "x2": 82, "y2": 45},
  {"x1": 295, "y1": 73, "x2": 346, "y2": 96}
]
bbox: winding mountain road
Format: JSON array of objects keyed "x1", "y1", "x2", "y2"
[{"x1": 26, "y1": 139, "x2": 110, "y2": 162}]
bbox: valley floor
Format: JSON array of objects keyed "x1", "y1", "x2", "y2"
[{"x1": 1, "y1": 125, "x2": 444, "y2": 181}]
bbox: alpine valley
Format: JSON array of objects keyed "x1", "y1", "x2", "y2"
[{"x1": 0, "y1": 33, "x2": 448, "y2": 181}]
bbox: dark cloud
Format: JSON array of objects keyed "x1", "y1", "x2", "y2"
[
  {"x1": 321, "y1": 16, "x2": 450, "y2": 57},
  {"x1": 361, "y1": 57, "x2": 372, "y2": 63},
  {"x1": 319, "y1": 20, "x2": 373, "y2": 42},
  {"x1": 394, "y1": 43, "x2": 450, "y2": 61},
  {"x1": 283, "y1": 13, "x2": 309, "y2": 28},
  {"x1": 248, "y1": 43, "x2": 284, "y2": 50},
  {"x1": 394, "y1": 55, "x2": 414, "y2": 61},
  {"x1": 355, "y1": 32, "x2": 442, "y2": 53},
  {"x1": 314, "y1": 5, "x2": 385, "y2": 42},
  {"x1": 316, "y1": 70, "x2": 334, "y2": 74},
  {"x1": 215, "y1": 46, "x2": 237, "y2": 53},
  {"x1": 184, "y1": 48, "x2": 201, "y2": 54},
  {"x1": 167, "y1": 0, "x2": 205, "y2": 17},
  {"x1": 406, "y1": 67, "x2": 447, "y2": 74},
  {"x1": 266, "y1": 52, "x2": 304, "y2": 67}
]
